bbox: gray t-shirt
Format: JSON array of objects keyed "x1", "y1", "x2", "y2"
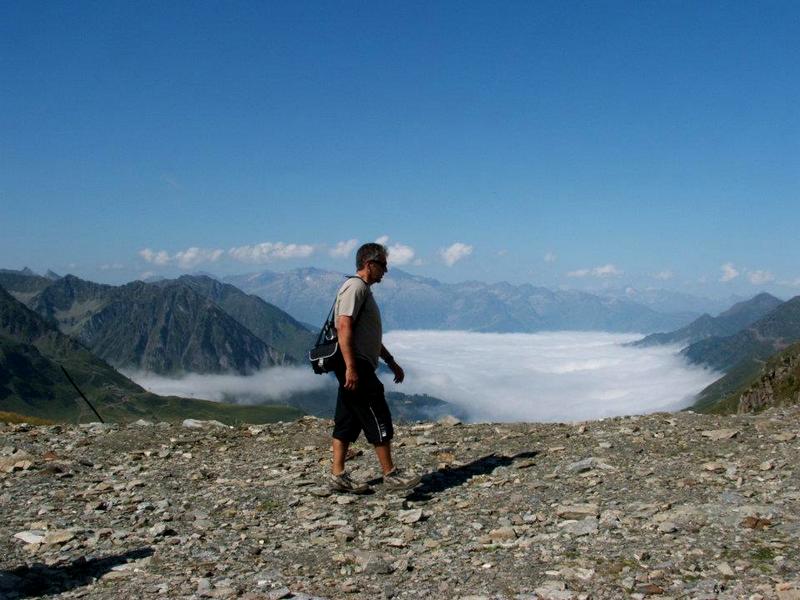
[{"x1": 334, "y1": 277, "x2": 382, "y2": 370}]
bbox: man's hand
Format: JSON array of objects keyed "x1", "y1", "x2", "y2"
[
  {"x1": 389, "y1": 361, "x2": 404, "y2": 384},
  {"x1": 344, "y1": 365, "x2": 359, "y2": 390}
]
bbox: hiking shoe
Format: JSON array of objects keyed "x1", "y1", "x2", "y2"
[
  {"x1": 383, "y1": 468, "x2": 421, "y2": 490},
  {"x1": 329, "y1": 471, "x2": 370, "y2": 494}
]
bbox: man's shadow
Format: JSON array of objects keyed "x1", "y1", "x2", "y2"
[
  {"x1": 378, "y1": 451, "x2": 539, "y2": 501},
  {"x1": 0, "y1": 547, "x2": 154, "y2": 599}
]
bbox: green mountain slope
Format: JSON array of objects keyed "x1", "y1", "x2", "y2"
[
  {"x1": 0, "y1": 286, "x2": 301, "y2": 423},
  {"x1": 634, "y1": 293, "x2": 782, "y2": 348},
  {"x1": 693, "y1": 342, "x2": 800, "y2": 415},
  {"x1": 164, "y1": 275, "x2": 315, "y2": 363},
  {"x1": 688, "y1": 296, "x2": 800, "y2": 412}
]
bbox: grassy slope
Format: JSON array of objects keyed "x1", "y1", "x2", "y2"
[{"x1": 695, "y1": 343, "x2": 800, "y2": 415}]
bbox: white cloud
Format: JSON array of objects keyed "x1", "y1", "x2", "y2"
[
  {"x1": 139, "y1": 248, "x2": 171, "y2": 266},
  {"x1": 566, "y1": 268, "x2": 590, "y2": 278},
  {"x1": 371, "y1": 236, "x2": 415, "y2": 265},
  {"x1": 440, "y1": 242, "x2": 473, "y2": 267},
  {"x1": 125, "y1": 367, "x2": 330, "y2": 404},
  {"x1": 175, "y1": 247, "x2": 224, "y2": 269},
  {"x1": 567, "y1": 264, "x2": 622, "y2": 278},
  {"x1": 720, "y1": 262, "x2": 739, "y2": 282},
  {"x1": 544, "y1": 251, "x2": 557, "y2": 263},
  {"x1": 139, "y1": 246, "x2": 223, "y2": 269},
  {"x1": 593, "y1": 264, "x2": 622, "y2": 277},
  {"x1": 654, "y1": 270, "x2": 674, "y2": 281},
  {"x1": 748, "y1": 270, "x2": 774, "y2": 285},
  {"x1": 388, "y1": 243, "x2": 415, "y2": 266},
  {"x1": 382, "y1": 330, "x2": 720, "y2": 423},
  {"x1": 229, "y1": 242, "x2": 314, "y2": 264},
  {"x1": 779, "y1": 278, "x2": 800, "y2": 288},
  {"x1": 330, "y1": 239, "x2": 358, "y2": 258},
  {"x1": 99, "y1": 263, "x2": 125, "y2": 271}
]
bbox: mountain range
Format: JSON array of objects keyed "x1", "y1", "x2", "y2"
[
  {"x1": 0, "y1": 271, "x2": 315, "y2": 375},
  {"x1": 633, "y1": 292, "x2": 783, "y2": 347},
  {"x1": 1, "y1": 269, "x2": 457, "y2": 422},
  {"x1": 7, "y1": 265, "x2": 800, "y2": 421},
  {"x1": 224, "y1": 268, "x2": 702, "y2": 334},
  {"x1": 0, "y1": 285, "x2": 302, "y2": 423},
  {"x1": 635, "y1": 292, "x2": 800, "y2": 413}
]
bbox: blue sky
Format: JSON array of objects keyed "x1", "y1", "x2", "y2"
[{"x1": 2, "y1": 2, "x2": 798, "y2": 297}]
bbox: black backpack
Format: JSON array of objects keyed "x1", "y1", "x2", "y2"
[{"x1": 307, "y1": 278, "x2": 364, "y2": 374}]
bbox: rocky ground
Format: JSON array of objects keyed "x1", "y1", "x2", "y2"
[{"x1": 1, "y1": 407, "x2": 800, "y2": 600}]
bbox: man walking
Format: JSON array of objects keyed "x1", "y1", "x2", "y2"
[{"x1": 330, "y1": 242, "x2": 420, "y2": 493}]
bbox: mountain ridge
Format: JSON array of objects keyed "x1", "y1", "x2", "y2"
[
  {"x1": 224, "y1": 267, "x2": 702, "y2": 333},
  {"x1": 0, "y1": 272, "x2": 315, "y2": 375},
  {"x1": 633, "y1": 292, "x2": 783, "y2": 348}
]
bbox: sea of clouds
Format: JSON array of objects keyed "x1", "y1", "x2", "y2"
[
  {"x1": 125, "y1": 367, "x2": 331, "y2": 403},
  {"x1": 380, "y1": 330, "x2": 721, "y2": 422},
  {"x1": 127, "y1": 331, "x2": 720, "y2": 423}
]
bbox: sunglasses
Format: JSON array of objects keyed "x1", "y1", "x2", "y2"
[{"x1": 369, "y1": 260, "x2": 388, "y2": 270}]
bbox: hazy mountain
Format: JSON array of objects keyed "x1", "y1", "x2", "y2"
[
  {"x1": 0, "y1": 286, "x2": 301, "y2": 423},
  {"x1": 225, "y1": 268, "x2": 695, "y2": 333},
  {"x1": 0, "y1": 268, "x2": 55, "y2": 305},
  {"x1": 225, "y1": 268, "x2": 347, "y2": 328},
  {"x1": 594, "y1": 287, "x2": 745, "y2": 317},
  {"x1": 633, "y1": 293, "x2": 783, "y2": 348},
  {"x1": 683, "y1": 296, "x2": 800, "y2": 372},
  {"x1": 161, "y1": 275, "x2": 315, "y2": 363}
]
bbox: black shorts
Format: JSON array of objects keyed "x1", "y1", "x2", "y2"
[{"x1": 332, "y1": 359, "x2": 394, "y2": 445}]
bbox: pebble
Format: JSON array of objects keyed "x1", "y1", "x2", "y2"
[
  {"x1": 556, "y1": 503, "x2": 600, "y2": 519},
  {"x1": 701, "y1": 429, "x2": 740, "y2": 440}
]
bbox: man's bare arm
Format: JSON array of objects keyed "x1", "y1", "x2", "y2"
[
  {"x1": 337, "y1": 315, "x2": 359, "y2": 390},
  {"x1": 381, "y1": 344, "x2": 404, "y2": 384}
]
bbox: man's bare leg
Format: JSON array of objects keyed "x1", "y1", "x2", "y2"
[
  {"x1": 332, "y1": 438, "x2": 350, "y2": 475},
  {"x1": 374, "y1": 441, "x2": 395, "y2": 475}
]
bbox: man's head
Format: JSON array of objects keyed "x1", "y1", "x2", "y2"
[{"x1": 356, "y1": 242, "x2": 388, "y2": 284}]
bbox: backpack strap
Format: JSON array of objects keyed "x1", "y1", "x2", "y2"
[{"x1": 316, "y1": 276, "x2": 367, "y2": 345}]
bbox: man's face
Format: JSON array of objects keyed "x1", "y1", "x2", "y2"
[{"x1": 366, "y1": 255, "x2": 388, "y2": 284}]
